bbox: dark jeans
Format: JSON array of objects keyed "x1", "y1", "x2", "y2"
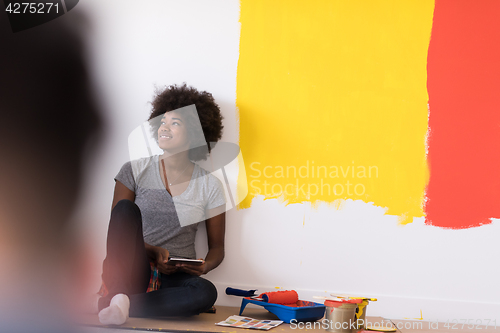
[{"x1": 100, "y1": 199, "x2": 217, "y2": 317}]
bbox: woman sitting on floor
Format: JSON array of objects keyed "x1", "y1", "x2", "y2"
[{"x1": 97, "y1": 83, "x2": 226, "y2": 325}]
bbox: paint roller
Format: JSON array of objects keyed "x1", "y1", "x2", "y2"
[
  {"x1": 258, "y1": 290, "x2": 299, "y2": 305},
  {"x1": 226, "y1": 288, "x2": 299, "y2": 305}
]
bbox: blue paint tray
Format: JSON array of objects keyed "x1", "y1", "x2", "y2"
[{"x1": 239, "y1": 297, "x2": 326, "y2": 324}]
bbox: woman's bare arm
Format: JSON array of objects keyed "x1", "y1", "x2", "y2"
[
  {"x1": 180, "y1": 205, "x2": 226, "y2": 275},
  {"x1": 204, "y1": 205, "x2": 226, "y2": 273}
]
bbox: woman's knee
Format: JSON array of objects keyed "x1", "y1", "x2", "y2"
[
  {"x1": 111, "y1": 199, "x2": 141, "y2": 221},
  {"x1": 191, "y1": 278, "x2": 217, "y2": 312},
  {"x1": 114, "y1": 199, "x2": 137, "y2": 211}
]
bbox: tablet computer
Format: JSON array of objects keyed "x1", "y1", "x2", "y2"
[{"x1": 167, "y1": 257, "x2": 204, "y2": 265}]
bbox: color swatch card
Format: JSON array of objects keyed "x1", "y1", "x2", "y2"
[{"x1": 216, "y1": 315, "x2": 283, "y2": 330}]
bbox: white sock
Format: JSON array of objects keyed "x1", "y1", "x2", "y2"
[{"x1": 98, "y1": 294, "x2": 130, "y2": 325}]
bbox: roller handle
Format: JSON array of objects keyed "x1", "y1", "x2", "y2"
[{"x1": 225, "y1": 287, "x2": 257, "y2": 297}]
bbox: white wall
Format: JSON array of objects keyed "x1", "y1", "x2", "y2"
[{"x1": 72, "y1": 0, "x2": 500, "y2": 323}]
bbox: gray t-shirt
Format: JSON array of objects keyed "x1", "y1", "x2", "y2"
[{"x1": 114, "y1": 155, "x2": 226, "y2": 259}]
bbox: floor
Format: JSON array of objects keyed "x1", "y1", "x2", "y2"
[
  {"x1": 80, "y1": 328, "x2": 130, "y2": 333},
  {"x1": 76, "y1": 305, "x2": 499, "y2": 333}
]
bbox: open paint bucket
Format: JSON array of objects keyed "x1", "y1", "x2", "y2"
[
  {"x1": 324, "y1": 299, "x2": 362, "y2": 333},
  {"x1": 329, "y1": 293, "x2": 377, "y2": 330}
]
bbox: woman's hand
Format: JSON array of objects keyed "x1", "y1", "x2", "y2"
[
  {"x1": 178, "y1": 259, "x2": 206, "y2": 276},
  {"x1": 153, "y1": 246, "x2": 178, "y2": 275}
]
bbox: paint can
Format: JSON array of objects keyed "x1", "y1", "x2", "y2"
[{"x1": 324, "y1": 299, "x2": 361, "y2": 333}]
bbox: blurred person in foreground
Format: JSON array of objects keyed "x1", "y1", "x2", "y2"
[{"x1": 0, "y1": 12, "x2": 102, "y2": 333}]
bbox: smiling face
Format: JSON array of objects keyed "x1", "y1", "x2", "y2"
[{"x1": 157, "y1": 111, "x2": 191, "y2": 153}]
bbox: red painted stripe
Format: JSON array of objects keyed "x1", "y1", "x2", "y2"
[{"x1": 426, "y1": 0, "x2": 500, "y2": 228}]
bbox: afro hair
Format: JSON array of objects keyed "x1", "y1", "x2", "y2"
[{"x1": 149, "y1": 83, "x2": 224, "y2": 161}]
